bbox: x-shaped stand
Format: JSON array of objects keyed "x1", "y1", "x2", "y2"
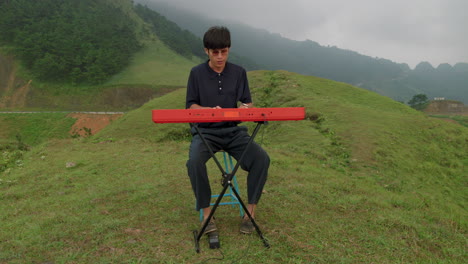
[{"x1": 192, "y1": 121, "x2": 270, "y2": 253}]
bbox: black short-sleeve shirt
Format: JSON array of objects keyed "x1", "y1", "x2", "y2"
[{"x1": 186, "y1": 60, "x2": 252, "y2": 128}]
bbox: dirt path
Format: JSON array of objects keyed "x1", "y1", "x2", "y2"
[{"x1": 0, "y1": 53, "x2": 32, "y2": 108}]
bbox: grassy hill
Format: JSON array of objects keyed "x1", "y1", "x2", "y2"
[
  {"x1": 106, "y1": 39, "x2": 200, "y2": 87},
  {"x1": 1, "y1": 70, "x2": 466, "y2": 263}
]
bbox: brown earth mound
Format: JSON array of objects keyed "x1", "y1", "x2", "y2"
[
  {"x1": 424, "y1": 100, "x2": 468, "y2": 115},
  {"x1": 68, "y1": 113, "x2": 123, "y2": 136}
]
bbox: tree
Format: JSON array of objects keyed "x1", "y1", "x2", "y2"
[{"x1": 408, "y1": 94, "x2": 429, "y2": 110}]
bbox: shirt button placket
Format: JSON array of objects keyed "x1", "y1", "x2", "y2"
[{"x1": 218, "y1": 74, "x2": 223, "y2": 93}]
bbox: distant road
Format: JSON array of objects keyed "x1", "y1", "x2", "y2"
[{"x1": 0, "y1": 111, "x2": 125, "y2": 114}]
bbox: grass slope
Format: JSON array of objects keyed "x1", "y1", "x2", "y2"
[
  {"x1": 105, "y1": 39, "x2": 201, "y2": 87},
  {"x1": 0, "y1": 113, "x2": 76, "y2": 145},
  {"x1": 0, "y1": 71, "x2": 466, "y2": 263}
]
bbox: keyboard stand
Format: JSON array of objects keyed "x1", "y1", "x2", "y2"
[{"x1": 192, "y1": 121, "x2": 270, "y2": 253}]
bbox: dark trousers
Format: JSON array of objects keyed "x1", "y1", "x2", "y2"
[{"x1": 186, "y1": 126, "x2": 270, "y2": 211}]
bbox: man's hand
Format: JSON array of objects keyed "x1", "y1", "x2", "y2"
[
  {"x1": 239, "y1": 103, "x2": 253, "y2": 109},
  {"x1": 189, "y1": 104, "x2": 221, "y2": 109}
]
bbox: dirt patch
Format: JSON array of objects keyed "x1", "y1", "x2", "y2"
[
  {"x1": 438, "y1": 118, "x2": 460, "y2": 124},
  {"x1": 0, "y1": 53, "x2": 32, "y2": 108},
  {"x1": 424, "y1": 100, "x2": 468, "y2": 115},
  {"x1": 68, "y1": 113, "x2": 123, "y2": 136}
]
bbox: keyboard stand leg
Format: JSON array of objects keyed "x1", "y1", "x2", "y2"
[
  {"x1": 192, "y1": 122, "x2": 270, "y2": 253},
  {"x1": 230, "y1": 185, "x2": 270, "y2": 248}
]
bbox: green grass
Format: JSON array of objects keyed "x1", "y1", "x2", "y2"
[
  {"x1": 1, "y1": 70, "x2": 467, "y2": 263},
  {"x1": 429, "y1": 114, "x2": 468, "y2": 127},
  {"x1": 0, "y1": 113, "x2": 76, "y2": 145},
  {"x1": 0, "y1": 112, "x2": 76, "y2": 173},
  {"x1": 106, "y1": 40, "x2": 201, "y2": 87}
]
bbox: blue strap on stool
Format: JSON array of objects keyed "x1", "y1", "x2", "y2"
[{"x1": 199, "y1": 152, "x2": 244, "y2": 221}]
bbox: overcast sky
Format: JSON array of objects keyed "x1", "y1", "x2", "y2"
[{"x1": 145, "y1": 0, "x2": 467, "y2": 69}]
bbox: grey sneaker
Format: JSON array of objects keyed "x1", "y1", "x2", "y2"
[
  {"x1": 240, "y1": 218, "x2": 255, "y2": 234},
  {"x1": 201, "y1": 218, "x2": 217, "y2": 234}
]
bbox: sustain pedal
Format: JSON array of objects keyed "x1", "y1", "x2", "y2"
[{"x1": 207, "y1": 231, "x2": 220, "y2": 249}]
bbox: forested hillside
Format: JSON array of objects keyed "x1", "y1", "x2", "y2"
[
  {"x1": 0, "y1": 0, "x2": 141, "y2": 84},
  {"x1": 133, "y1": 4, "x2": 260, "y2": 71},
  {"x1": 0, "y1": 0, "x2": 258, "y2": 89},
  {"x1": 134, "y1": 4, "x2": 204, "y2": 61},
  {"x1": 0, "y1": 0, "x2": 208, "y2": 109},
  {"x1": 142, "y1": 0, "x2": 468, "y2": 104}
]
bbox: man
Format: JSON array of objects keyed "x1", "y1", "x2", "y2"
[{"x1": 186, "y1": 26, "x2": 270, "y2": 234}]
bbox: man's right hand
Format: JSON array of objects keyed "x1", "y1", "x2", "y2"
[{"x1": 189, "y1": 104, "x2": 221, "y2": 109}]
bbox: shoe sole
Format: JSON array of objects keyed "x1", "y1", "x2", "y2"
[
  {"x1": 240, "y1": 229, "x2": 254, "y2": 234},
  {"x1": 204, "y1": 227, "x2": 217, "y2": 234},
  {"x1": 240, "y1": 221, "x2": 254, "y2": 234},
  {"x1": 202, "y1": 222, "x2": 217, "y2": 234}
]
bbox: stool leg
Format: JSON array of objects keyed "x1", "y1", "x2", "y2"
[
  {"x1": 198, "y1": 152, "x2": 238, "y2": 222},
  {"x1": 223, "y1": 152, "x2": 235, "y2": 208},
  {"x1": 199, "y1": 207, "x2": 204, "y2": 222}
]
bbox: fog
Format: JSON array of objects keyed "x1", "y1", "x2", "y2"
[{"x1": 139, "y1": 0, "x2": 468, "y2": 68}]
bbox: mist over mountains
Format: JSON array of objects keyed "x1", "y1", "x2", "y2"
[
  {"x1": 139, "y1": 0, "x2": 468, "y2": 104},
  {"x1": 0, "y1": 0, "x2": 466, "y2": 105}
]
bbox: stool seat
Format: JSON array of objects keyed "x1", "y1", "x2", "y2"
[{"x1": 199, "y1": 151, "x2": 244, "y2": 221}]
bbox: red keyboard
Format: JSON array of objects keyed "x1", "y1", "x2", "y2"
[{"x1": 152, "y1": 107, "x2": 305, "y2": 123}]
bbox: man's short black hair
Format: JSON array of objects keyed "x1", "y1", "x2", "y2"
[{"x1": 203, "y1": 26, "x2": 231, "y2": 50}]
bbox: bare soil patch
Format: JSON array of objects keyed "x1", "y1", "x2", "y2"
[
  {"x1": 424, "y1": 100, "x2": 468, "y2": 115},
  {"x1": 68, "y1": 113, "x2": 123, "y2": 136}
]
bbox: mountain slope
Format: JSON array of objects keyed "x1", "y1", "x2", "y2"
[
  {"x1": 0, "y1": 0, "x2": 198, "y2": 110},
  {"x1": 140, "y1": 0, "x2": 468, "y2": 104},
  {"x1": 0, "y1": 0, "x2": 263, "y2": 110}
]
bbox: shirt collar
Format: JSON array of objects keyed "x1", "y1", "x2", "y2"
[{"x1": 205, "y1": 60, "x2": 230, "y2": 78}]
